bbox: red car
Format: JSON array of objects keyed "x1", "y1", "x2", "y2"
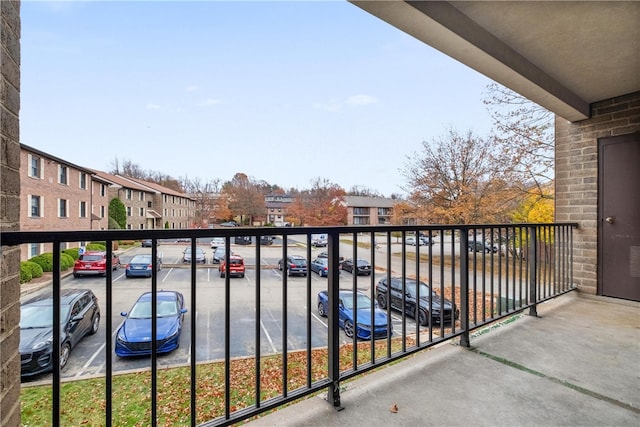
[
  {"x1": 73, "y1": 251, "x2": 121, "y2": 278},
  {"x1": 219, "y1": 255, "x2": 245, "y2": 278}
]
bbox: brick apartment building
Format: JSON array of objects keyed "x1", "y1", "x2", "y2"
[{"x1": 343, "y1": 196, "x2": 394, "y2": 226}]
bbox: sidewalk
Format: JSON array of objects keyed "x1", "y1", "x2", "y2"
[{"x1": 247, "y1": 291, "x2": 640, "y2": 427}]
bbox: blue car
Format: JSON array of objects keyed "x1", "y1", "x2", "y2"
[
  {"x1": 125, "y1": 254, "x2": 162, "y2": 278},
  {"x1": 317, "y1": 290, "x2": 392, "y2": 340},
  {"x1": 115, "y1": 291, "x2": 187, "y2": 357},
  {"x1": 310, "y1": 257, "x2": 329, "y2": 277}
]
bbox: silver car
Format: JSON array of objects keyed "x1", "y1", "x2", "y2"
[{"x1": 183, "y1": 247, "x2": 206, "y2": 264}]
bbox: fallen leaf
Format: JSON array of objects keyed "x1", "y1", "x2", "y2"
[{"x1": 389, "y1": 403, "x2": 398, "y2": 413}]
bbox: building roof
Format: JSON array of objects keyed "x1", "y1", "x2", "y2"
[
  {"x1": 21, "y1": 144, "x2": 96, "y2": 175},
  {"x1": 89, "y1": 170, "x2": 155, "y2": 193},
  {"x1": 343, "y1": 196, "x2": 396, "y2": 208},
  {"x1": 126, "y1": 176, "x2": 194, "y2": 200}
]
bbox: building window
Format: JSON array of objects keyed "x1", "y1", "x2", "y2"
[
  {"x1": 59, "y1": 165, "x2": 68, "y2": 185},
  {"x1": 79, "y1": 172, "x2": 87, "y2": 189},
  {"x1": 100, "y1": 205, "x2": 106, "y2": 218},
  {"x1": 127, "y1": 206, "x2": 132, "y2": 217},
  {"x1": 139, "y1": 207, "x2": 144, "y2": 216},
  {"x1": 58, "y1": 199, "x2": 68, "y2": 218},
  {"x1": 126, "y1": 224, "x2": 132, "y2": 230},
  {"x1": 125, "y1": 189, "x2": 132, "y2": 200},
  {"x1": 139, "y1": 192, "x2": 145, "y2": 201},
  {"x1": 29, "y1": 243, "x2": 40, "y2": 258},
  {"x1": 30, "y1": 195, "x2": 41, "y2": 217},
  {"x1": 148, "y1": 201, "x2": 152, "y2": 208},
  {"x1": 139, "y1": 224, "x2": 144, "y2": 230},
  {"x1": 28, "y1": 155, "x2": 42, "y2": 179},
  {"x1": 79, "y1": 201, "x2": 87, "y2": 218},
  {"x1": 100, "y1": 184, "x2": 106, "y2": 197}
]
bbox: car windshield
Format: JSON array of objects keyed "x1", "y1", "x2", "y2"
[
  {"x1": 129, "y1": 300, "x2": 179, "y2": 318},
  {"x1": 406, "y1": 282, "x2": 438, "y2": 299},
  {"x1": 341, "y1": 293, "x2": 373, "y2": 310},
  {"x1": 81, "y1": 254, "x2": 103, "y2": 261},
  {"x1": 131, "y1": 255, "x2": 152, "y2": 264},
  {"x1": 20, "y1": 304, "x2": 71, "y2": 328}
]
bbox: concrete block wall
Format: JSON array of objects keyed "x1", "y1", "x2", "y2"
[
  {"x1": 0, "y1": 1, "x2": 22, "y2": 425},
  {"x1": 555, "y1": 91, "x2": 640, "y2": 294}
]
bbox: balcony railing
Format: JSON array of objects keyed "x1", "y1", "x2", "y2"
[{"x1": 3, "y1": 223, "x2": 577, "y2": 426}]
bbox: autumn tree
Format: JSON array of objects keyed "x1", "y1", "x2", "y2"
[
  {"x1": 286, "y1": 178, "x2": 347, "y2": 226},
  {"x1": 181, "y1": 177, "x2": 223, "y2": 228},
  {"x1": 483, "y1": 83, "x2": 555, "y2": 200},
  {"x1": 402, "y1": 129, "x2": 520, "y2": 224},
  {"x1": 222, "y1": 173, "x2": 266, "y2": 225}
]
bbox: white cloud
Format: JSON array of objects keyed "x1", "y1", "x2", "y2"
[
  {"x1": 145, "y1": 103, "x2": 161, "y2": 110},
  {"x1": 199, "y1": 98, "x2": 222, "y2": 107},
  {"x1": 186, "y1": 85, "x2": 199, "y2": 92},
  {"x1": 346, "y1": 94, "x2": 378, "y2": 106}
]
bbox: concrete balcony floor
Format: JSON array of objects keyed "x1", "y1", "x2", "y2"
[{"x1": 247, "y1": 292, "x2": 640, "y2": 427}]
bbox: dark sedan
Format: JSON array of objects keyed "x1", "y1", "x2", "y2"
[
  {"x1": 342, "y1": 258, "x2": 372, "y2": 276},
  {"x1": 375, "y1": 277, "x2": 459, "y2": 325},
  {"x1": 115, "y1": 291, "x2": 187, "y2": 357},
  {"x1": 20, "y1": 289, "x2": 100, "y2": 377}
]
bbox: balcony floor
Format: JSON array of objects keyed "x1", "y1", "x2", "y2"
[{"x1": 247, "y1": 291, "x2": 640, "y2": 426}]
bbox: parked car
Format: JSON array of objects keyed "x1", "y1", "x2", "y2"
[
  {"x1": 73, "y1": 251, "x2": 121, "y2": 278},
  {"x1": 310, "y1": 257, "x2": 330, "y2": 277},
  {"x1": 219, "y1": 221, "x2": 237, "y2": 227},
  {"x1": 468, "y1": 240, "x2": 497, "y2": 253},
  {"x1": 316, "y1": 289, "x2": 392, "y2": 340},
  {"x1": 342, "y1": 258, "x2": 372, "y2": 276},
  {"x1": 212, "y1": 247, "x2": 227, "y2": 264},
  {"x1": 234, "y1": 236, "x2": 252, "y2": 245},
  {"x1": 125, "y1": 254, "x2": 162, "y2": 278},
  {"x1": 311, "y1": 234, "x2": 328, "y2": 247},
  {"x1": 375, "y1": 277, "x2": 459, "y2": 325},
  {"x1": 20, "y1": 289, "x2": 100, "y2": 377},
  {"x1": 278, "y1": 255, "x2": 308, "y2": 276},
  {"x1": 115, "y1": 291, "x2": 187, "y2": 357},
  {"x1": 259, "y1": 235, "x2": 274, "y2": 245},
  {"x1": 317, "y1": 251, "x2": 345, "y2": 265},
  {"x1": 405, "y1": 236, "x2": 423, "y2": 246},
  {"x1": 183, "y1": 247, "x2": 206, "y2": 264},
  {"x1": 210, "y1": 237, "x2": 225, "y2": 249},
  {"x1": 219, "y1": 254, "x2": 246, "y2": 278},
  {"x1": 141, "y1": 239, "x2": 153, "y2": 248}
]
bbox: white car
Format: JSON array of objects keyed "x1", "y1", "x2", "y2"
[{"x1": 210, "y1": 237, "x2": 225, "y2": 249}]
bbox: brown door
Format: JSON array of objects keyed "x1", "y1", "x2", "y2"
[{"x1": 599, "y1": 132, "x2": 640, "y2": 301}]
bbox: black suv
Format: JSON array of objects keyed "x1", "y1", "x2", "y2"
[
  {"x1": 278, "y1": 255, "x2": 308, "y2": 276},
  {"x1": 375, "y1": 277, "x2": 458, "y2": 326},
  {"x1": 20, "y1": 289, "x2": 101, "y2": 377}
]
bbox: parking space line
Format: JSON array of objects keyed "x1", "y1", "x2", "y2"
[
  {"x1": 260, "y1": 318, "x2": 278, "y2": 353},
  {"x1": 76, "y1": 318, "x2": 125, "y2": 377}
]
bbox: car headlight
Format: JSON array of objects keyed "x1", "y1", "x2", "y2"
[
  {"x1": 356, "y1": 322, "x2": 370, "y2": 330},
  {"x1": 33, "y1": 337, "x2": 53, "y2": 351}
]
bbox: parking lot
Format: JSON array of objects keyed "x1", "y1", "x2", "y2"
[{"x1": 21, "y1": 238, "x2": 430, "y2": 383}]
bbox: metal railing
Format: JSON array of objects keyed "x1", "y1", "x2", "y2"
[{"x1": 3, "y1": 223, "x2": 577, "y2": 426}]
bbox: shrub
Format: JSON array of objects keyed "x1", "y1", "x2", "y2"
[
  {"x1": 119, "y1": 240, "x2": 136, "y2": 246},
  {"x1": 22, "y1": 261, "x2": 43, "y2": 279},
  {"x1": 63, "y1": 248, "x2": 80, "y2": 260},
  {"x1": 61, "y1": 253, "x2": 75, "y2": 270},
  {"x1": 87, "y1": 242, "x2": 106, "y2": 251},
  {"x1": 20, "y1": 264, "x2": 32, "y2": 284},
  {"x1": 29, "y1": 253, "x2": 53, "y2": 272}
]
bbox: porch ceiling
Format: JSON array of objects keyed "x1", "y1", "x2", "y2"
[{"x1": 349, "y1": 1, "x2": 640, "y2": 122}]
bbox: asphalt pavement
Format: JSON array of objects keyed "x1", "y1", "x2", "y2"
[{"x1": 246, "y1": 291, "x2": 640, "y2": 427}]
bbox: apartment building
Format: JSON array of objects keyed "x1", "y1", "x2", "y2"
[
  {"x1": 126, "y1": 177, "x2": 196, "y2": 229},
  {"x1": 265, "y1": 193, "x2": 293, "y2": 226},
  {"x1": 343, "y1": 196, "x2": 395, "y2": 226},
  {"x1": 20, "y1": 144, "x2": 97, "y2": 259}
]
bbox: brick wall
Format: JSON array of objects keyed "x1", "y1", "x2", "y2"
[
  {"x1": 555, "y1": 91, "x2": 640, "y2": 294},
  {"x1": 0, "y1": 1, "x2": 22, "y2": 425}
]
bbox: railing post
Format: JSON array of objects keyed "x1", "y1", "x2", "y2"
[
  {"x1": 459, "y1": 230, "x2": 470, "y2": 348},
  {"x1": 528, "y1": 226, "x2": 538, "y2": 317},
  {"x1": 327, "y1": 231, "x2": 343, "y2": 410}
]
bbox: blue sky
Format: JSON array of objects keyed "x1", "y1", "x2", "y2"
[{"x1": 20, "y1": 1, "x2": 496, "y2": 197}]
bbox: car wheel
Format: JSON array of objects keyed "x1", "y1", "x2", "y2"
[
  {"x1": 240, "y1": 273, "x2": 245, "y2": 278},
  {"x1": 60, "y1": 342, "x2": 71, "y2": 369},
  {"x1": 317, "y1": 302, "x2": 327, "y2": 317},
  {"x1": 90, "y1": 313, "x2": 100, "y2": 335},
  {"x1": 416, "y1": 308, "x2": 429, "y2": 326},
  {"x1": 343, "y1": 320, "x2": 355, "y2": 338},
  {"x1": 220, "y1": 272, "x2": 225, "y2": 278},
  {"x1": 73, "y1": 273, "x2": 79, "y2": 278},
  {"x1": 377, "y1": 293, "x2": 387, "y2": 309}
]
